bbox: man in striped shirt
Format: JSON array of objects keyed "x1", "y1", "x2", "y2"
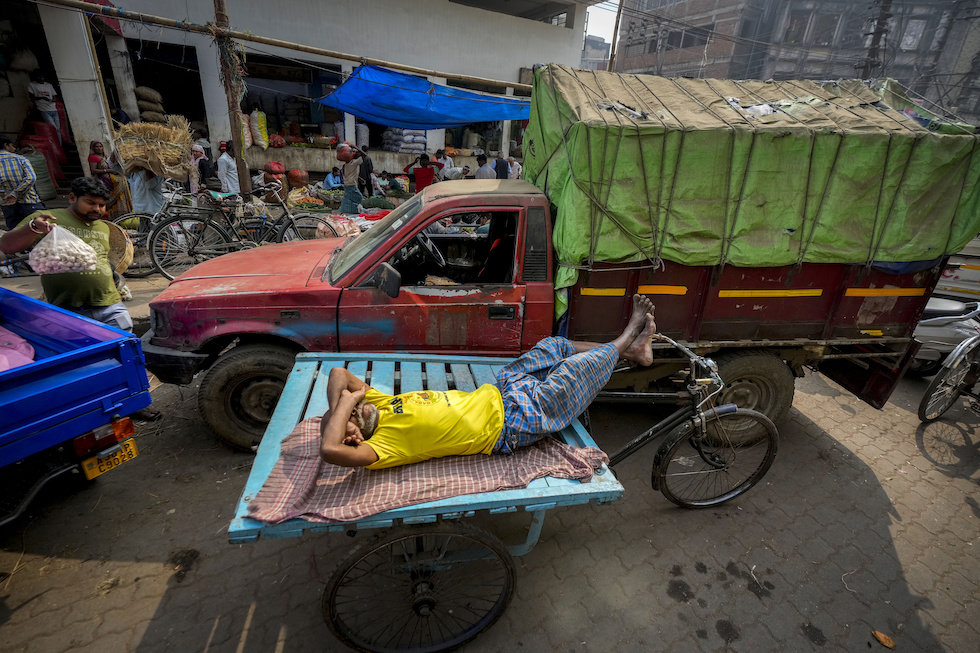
[{"x1": 1, "y1": 137, "x2": 44, "y2": 231}]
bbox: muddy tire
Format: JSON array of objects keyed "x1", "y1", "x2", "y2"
[
  {"x1": 715, "y1": 350, "x2": 795, "y2": 425},
  {"x1": 197, "y1": 344, "x2": 297, "y2": 451}
]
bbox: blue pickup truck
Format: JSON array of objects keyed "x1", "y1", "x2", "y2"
[{"x1": 0, "y1": 287, "x2": 152, "y2": 526}]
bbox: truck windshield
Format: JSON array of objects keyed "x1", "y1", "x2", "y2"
[{"x1": 327, "y1": 196, "x2": 423, "y2": 283}]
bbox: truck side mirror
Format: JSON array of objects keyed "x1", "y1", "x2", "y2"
[{"x1": 366, "y1": 262, "x2": 401, "y2": 298}]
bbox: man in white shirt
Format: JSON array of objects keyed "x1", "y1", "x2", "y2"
[
  {"x1": 216, "y1": 141, "x2": 240, "y2": 193},
  {"x1": 507, "y1": 157, "x2": 522, "y2": 180},
  {"x1": 435, "y1": 149, "x2": 454, "y2": 177},
  {"x1": 442, "y1": 165, "x2": 470, "y2": 180},
  {"x1": 474, "y1": 155, "x2": 495, "y2": 180},
  {"x1": 27, "y1": 72, "x2": 60, "y2": 143}
]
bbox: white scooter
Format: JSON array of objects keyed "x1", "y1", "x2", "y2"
[{"x1": 909, "y1": 296, "x2": 980, "y2": 378}]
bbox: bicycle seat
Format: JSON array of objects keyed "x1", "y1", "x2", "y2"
[
  {"x1": 207, "y1": 190, "x2": 239, "y2": 201},
  {"x1": 922, "y1": 297, "x2": 979, "y2": 319}
]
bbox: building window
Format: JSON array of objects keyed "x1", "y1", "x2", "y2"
[
  {"x1": 901, "y1": 19, "x2": 926, "y2": 51},
  {"x1": 839, "y1": 14, "x2": 868, "y2": 45},
  {"x1": 784, "y1": 10, "x2": 810, "y2": 44},
  {"x1": 812, "y1": 13, "x2": 840, "y2": 47},
  {"x1": 931, "y1": 12, "x2": 951, "y2": 51},
  {"x1": 547, "y1": 12, "x2": 567, "y2": 28}
]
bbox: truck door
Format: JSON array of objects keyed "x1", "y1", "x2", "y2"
[{"x1": 337, "y1": 209, "x2": 526, "y2": 356}]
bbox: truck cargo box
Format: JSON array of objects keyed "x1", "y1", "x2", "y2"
[{"x1": 523, "y1": 65, "x2": 980, "y2": 311}]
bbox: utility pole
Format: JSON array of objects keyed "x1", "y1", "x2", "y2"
[
  {"x1": 213, "y1": 0, "x2": 251, "y2": 194},
  {"x1": 861, "y1": 0, "x2": 893, "y2": 78},
  {"x1": 607, "y1": 1, "x2": 625, "y2": 72}
]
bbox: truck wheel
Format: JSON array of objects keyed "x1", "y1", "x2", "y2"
[
  {"x1": 714, "y1": 350, "x2": 795, "y2": 425},
  {"x1": 198, "y1": 344, "x2": 298, "y2": 451}
]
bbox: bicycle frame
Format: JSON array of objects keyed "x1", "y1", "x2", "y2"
[{"x1": 601, "y1": 334, "x2": 729, "y2": 467}]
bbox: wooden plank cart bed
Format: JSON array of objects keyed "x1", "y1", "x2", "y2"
[{"x1": 229, "y1": 352, "x2": 625, "y2": 652}]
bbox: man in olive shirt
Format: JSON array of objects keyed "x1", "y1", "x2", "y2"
[
  {"x1": 0, "y1": 176, "x2": 130, "y2": 330},
  {"x1": 1, "y1": 176, "x2": 161, "y2": 420}
]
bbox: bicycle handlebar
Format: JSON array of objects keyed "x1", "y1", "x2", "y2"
[{"x1": 652, "y1": 333, "x2": 723, "y2": 387}]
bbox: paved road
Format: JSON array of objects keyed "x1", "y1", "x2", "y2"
[{"x1": 1, "y1": 366, "x2": 977, "y2": 652}]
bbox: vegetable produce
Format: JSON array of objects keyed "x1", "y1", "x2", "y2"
[{"x1": 28, "y1": 225, "x2": 98, "y2": 274}]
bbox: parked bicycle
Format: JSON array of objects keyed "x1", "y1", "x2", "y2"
[
  {"x1": 111, "y1": 179, "x2": 187, "y2": 277},
  {"x1": 140, "y1": 182, "x2": 338, "y2": 280},
  {"x1": 918, "y1": 333, "x2": 980, "y2": 422},
  {"x1": 601, "y1": 333, "x2": 779, "y2": 508}
]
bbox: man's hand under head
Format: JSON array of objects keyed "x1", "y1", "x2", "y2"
[{"x1": 320, "y1": 374, "x2": 379, "y2": 467}]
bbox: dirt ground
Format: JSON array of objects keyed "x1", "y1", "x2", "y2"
[{"x1": 1, "y1": 372, "x2": 978, "y2": 652}]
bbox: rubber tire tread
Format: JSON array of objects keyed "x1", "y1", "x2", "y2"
[
  {"x1": 323, "y1": 521, "x2": 516, "y2": 653},
  {"x1": 276, "y1": 213, "x2": 334, "y2": 241},
  {"x1": 654, "y1": 407, "x2": 777, "y2": 509},
  {"x1": 197, "y1": 344, "x2": 297, "y2": 451},
  {"x1": 148, "y1": 216, "x2": 233, "y2": 280},
  {"x1": 714, "y1": 349, "x2": 795, "y2": 425},
  {"x1": 916, "y1": 348, "x2": 977, "y2": 422}
]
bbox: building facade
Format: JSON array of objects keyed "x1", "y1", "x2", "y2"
[
  {"x1": 581, "y1": 35, "x2": 611, "y2": 70},
  {"x1": 614, "y1": 0, "x2": 980, "y2": 125},
  {"x1": 3, "y1": 0, "x2": 598, "y2": 174}
]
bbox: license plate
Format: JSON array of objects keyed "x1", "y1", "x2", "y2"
[{"x1": 82, "y1": 439, "x2": 139, "y2": 480}]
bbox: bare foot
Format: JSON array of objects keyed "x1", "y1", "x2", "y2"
[
  {"x1": 625, "y1": 293, "x2": 655, "y2": 339},
  {"x1": 623, "y1": 314, "x2": 656, "y2": 366}
]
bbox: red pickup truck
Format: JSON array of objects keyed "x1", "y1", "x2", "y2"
[{"x1": 143, "y1": 179, "x2": 938, "y2": 449}]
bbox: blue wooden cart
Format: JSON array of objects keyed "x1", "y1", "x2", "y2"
[{"x1": 230, "y1": 352, "x2": 625, "y2": 652}]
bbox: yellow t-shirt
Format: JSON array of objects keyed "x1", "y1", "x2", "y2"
[{"x1": 362, "y1": 385, "x2": 504, "y2": 469}]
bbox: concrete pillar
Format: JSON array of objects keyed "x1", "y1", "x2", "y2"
[
  {"x1": 105, "y1": 35, "x2": 139, "y2": 122},
  {"x1": 500, "y1": 87, "x2": 514, "y2": 158},
  {"x1": 426, "y1": 76, "x2": 447, "y2": 155},
  {"x1": 195, "y1": 36, "x2": 233, "y2": 144},
  {"x1": 341, "y1": 64, "x2": 355, "y2": 144},
  {"x1": 37, "y1": 6, "x2": 112, "y2": 172}
]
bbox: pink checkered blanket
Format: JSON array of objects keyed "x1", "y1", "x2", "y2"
[{"x1": 248, "y1": 416, "x2": 608, "y2": 524}]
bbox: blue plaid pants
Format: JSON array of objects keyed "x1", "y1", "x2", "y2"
[{"x1": 493, "y1": 337, "x2": 618, "y2": 454}]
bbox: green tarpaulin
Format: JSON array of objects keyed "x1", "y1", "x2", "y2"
[{"x1": 522, "y1": 66, "x2": 980, "y2": 312}]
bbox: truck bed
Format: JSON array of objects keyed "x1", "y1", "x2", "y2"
[{"x1": 0, "y1": 288, "x2": 151, "y2": 466}]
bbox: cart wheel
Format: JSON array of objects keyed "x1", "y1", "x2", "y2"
[{"x1": 324, "y1": 522, "x2": 515, "y2": 653}]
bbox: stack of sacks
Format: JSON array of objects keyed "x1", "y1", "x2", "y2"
[
  {"x1": 354, "y1": 123, "x2": 369, "y2": 148},
  {"x1": 382, "y1": 127, "x2": 426, "y2": 153},
  {"x1": 135, "y1": 86, "x2": 167, "y2": 123}
]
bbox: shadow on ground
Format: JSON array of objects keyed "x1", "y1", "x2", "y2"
[{"x1": 0, "y1": 371, "x2": 971, "y2": 651}]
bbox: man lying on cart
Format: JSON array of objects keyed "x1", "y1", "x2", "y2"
[{"x1": 320, "y1": 294, "x2": 657, "y2": 469}]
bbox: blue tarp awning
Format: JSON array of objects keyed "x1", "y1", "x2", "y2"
[{"x1": 318, "y1": 65, "x2": 530, "y2": 130}]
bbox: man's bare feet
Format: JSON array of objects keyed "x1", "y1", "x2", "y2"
[
  {"x1": 623, "y1": 314, "x2": 656, "y2": 366},
  {"x1": 625, "y1": 293, "x2": 655, "y2": 339}
]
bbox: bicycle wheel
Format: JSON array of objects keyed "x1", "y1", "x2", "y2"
[
  {"x1": 653, "y1": 407, "x2": 778, "y2": 509},
  {"x1": 324, "y1": 522, "x2": 515, "y2": 653},
  {"x1": 276, "y1": 213, "x2": 336, "y2": 242},
  {"x1": 112, "y1": 212, "x2": 155, "y2": 277},
  {"x1": 148, "y1": 216, "x2": 234, "y2": 280},
  {"x1": 917, "y1": 336, "x2": 980, "y2": 422}
]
